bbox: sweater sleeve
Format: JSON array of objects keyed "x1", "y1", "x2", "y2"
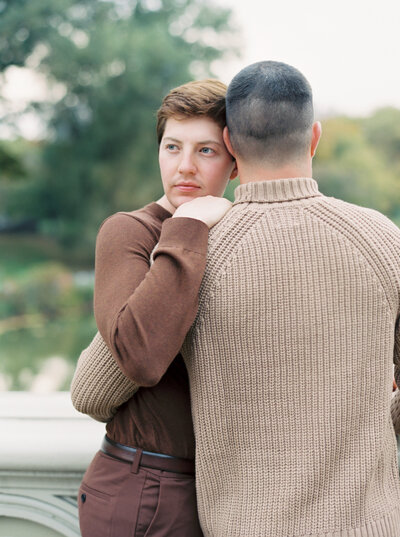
[
  {"x1": 94, "y1": 211, "x2": 209, "y2": 386},
  {"x1": 70, "y1": 331, "x2": 138, "y2": 422}
]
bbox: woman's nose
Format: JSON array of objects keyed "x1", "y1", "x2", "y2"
[{"x1": 178, "y1": 152, "x2": 196, "y2": 175}]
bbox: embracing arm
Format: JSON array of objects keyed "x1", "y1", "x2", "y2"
[
  {"x1": 94, "y1": 207, "x2": 210, "y2": 386},
  {"x1": 70, "y1": 331, "x2": 138, "y2": 422}
]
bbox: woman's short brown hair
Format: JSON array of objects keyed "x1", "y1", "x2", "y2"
[{"x1": 156, "y1": 79, "x2": 227, "y2": 145}]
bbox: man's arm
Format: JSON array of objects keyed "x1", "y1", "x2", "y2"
[{"x1": 70, "y1": 331, "x2": 138, "y2": 422}]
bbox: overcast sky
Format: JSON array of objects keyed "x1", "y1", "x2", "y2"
[{"x1": 212, "y1": 0, "x2": 400, "y2": 118}]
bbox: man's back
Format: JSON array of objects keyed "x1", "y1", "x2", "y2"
[{"x1": 182, "y1": 177, "x2": 400, "y2": 537}]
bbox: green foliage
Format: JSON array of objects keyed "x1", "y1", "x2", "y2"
[
  {"x1": 0, "y1": 139, "x2": 44, "y2": 228},
  {"x1": 314, "y1": 115, "x2": 400, "y2": 219},
  {"x1": 0, "y1": 262, "x2": 92, "y2": 320},
  {"x1": 0, "y1": 234, "x2": 96, "y2": 389},
  {"x1": 0, "y1": 141, "x2": 26, "y2": 180},
  {"x1": 0, "y1": 315, "x2": 96, "y2": 389},
  {"x1": 224, "y1": 175, "x2": 240, "y2": 202},
  {"x1": 0, "y1": 0, "x2": 238, "y2": 246},
  {"x1": 363, "y1": 107, "x2": 400, "y2": 165}
]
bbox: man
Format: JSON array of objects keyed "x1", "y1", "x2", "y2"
[{"x1": 180, "y1": 61, "x2": 400, "y2": 537}]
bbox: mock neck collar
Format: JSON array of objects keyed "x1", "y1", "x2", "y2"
[{"x1": 234, "y1": 177, "x2": 321, "y2": 205}]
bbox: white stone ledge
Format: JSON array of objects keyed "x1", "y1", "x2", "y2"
[
  {"x1": 0, "y1": 391, "x2": 105, "y2": 536},
  {"x1": 0, "y1": 392, "x2": 104, "y2": 472}
]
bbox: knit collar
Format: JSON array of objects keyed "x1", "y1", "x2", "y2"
[{"x1": 234, "y1": 177, "x2": 321, "y2": 204}]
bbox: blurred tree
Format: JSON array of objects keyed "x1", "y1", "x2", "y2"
[
  {"x1": 0, "y1": 0, "x2": 238, "y2": 246},
  {"x1": 362, "y1": 107, "x2": 400, "y2": 168},
  {"x1": 314, "y1": 116, "x2": 400, "y2": 220},
  {"x1": 0, "y1": 139, "x2": 42, "y2": 230},
  {"x1": 0, "y1": 141, "x2": 26, "y2": 181}
]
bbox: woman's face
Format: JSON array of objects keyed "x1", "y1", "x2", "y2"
[{"x1": 159, "y1": 117, "x2": 237, "y2": 209}]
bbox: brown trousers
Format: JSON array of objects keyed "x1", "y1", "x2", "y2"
[{"x1": 78, "y1": 450, "x2": 203, "y2": 537}]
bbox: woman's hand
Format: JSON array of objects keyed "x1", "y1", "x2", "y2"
[{"x1": 172, "y1": 196, "x2": 232, "y2": 229}]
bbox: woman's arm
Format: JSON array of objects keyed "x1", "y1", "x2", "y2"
[
  {"x1": 70, "y1": 197, "x2": 231, "y2": 420},
  {"x1": 95, "y1": 196, "x2": 231, "y2": 386},
  {"x1": 95, "y1": 212, "x2": 209, "y2": 386},
  {"x1": 70, "y1": 210, "x2": 207, "y2": 419},
  {"x1": 70, "y1": 203, "x2": 168, "y2": 419}
]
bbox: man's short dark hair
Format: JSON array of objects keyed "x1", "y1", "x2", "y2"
[{"x1": 226, "y1": 61, "x2": 314, "y2": 164}]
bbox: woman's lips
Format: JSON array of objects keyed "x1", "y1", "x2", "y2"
[{"x1": 175, "y1": 184, "x2": 200, "y2": 192}]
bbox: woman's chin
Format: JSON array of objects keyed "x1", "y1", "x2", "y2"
[{"x1": 169, "y1": 192, "x2": 202, "y2": 208}]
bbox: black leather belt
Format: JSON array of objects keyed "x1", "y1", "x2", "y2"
[{"x1": 101, "y1": 435, "x2": 195, "y2": 475}]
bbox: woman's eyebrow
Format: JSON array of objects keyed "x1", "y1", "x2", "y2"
[
  {"x1": 162, "y1": 136, "x2": 223, "y2": 147},
  {"x1": 197, "y1": 140, "x2": 223, "y2": 146},
  {"x1": 163, "y1": 137, "x2": 181, "y2": 143}
]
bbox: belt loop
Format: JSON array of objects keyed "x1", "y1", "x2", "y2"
[{"x1": 131, "y1": 448, "x2": 143, "y2": 474}]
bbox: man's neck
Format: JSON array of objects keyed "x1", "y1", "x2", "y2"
[{"x1": 237, "y1": 161, "x2": 312, "y2": 184}]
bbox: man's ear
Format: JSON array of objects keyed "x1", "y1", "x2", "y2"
[
  {"x1": 311, "y1": 121, "x2": 322, "y2": 157},
  {"x1": 223, "y1": 126, "x2": 236, "y2": 159}
]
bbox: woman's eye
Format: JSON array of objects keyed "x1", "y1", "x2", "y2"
[
  {"x1": 166, "y1": 144, "x2": 178, "y2": 151},
  {"x1": 200, "y1": 147, "x2": 214, "y2": 154}
]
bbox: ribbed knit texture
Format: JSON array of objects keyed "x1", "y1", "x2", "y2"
[
  {"x1": 391, "y1": 389, "x2": 400, "y2": 434},
  {"x1": 71, "y1": 331, "x2": 138, "y2": 422},
  {"x1": 182, "y1": 177, "x2": 400, "y2": 537}
]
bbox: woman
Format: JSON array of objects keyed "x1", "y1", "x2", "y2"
[{"x1": 71, "y1": 79, "x2": 237, "y2": 537}]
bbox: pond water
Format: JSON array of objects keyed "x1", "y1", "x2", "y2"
[
  {"x1": 0, "y1": 314, "x2": 97, "y2": 390},
  {"x1": 0, "y1": 233, "x2": 97, "y2": 391}
]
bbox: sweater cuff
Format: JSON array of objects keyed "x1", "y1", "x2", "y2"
[{"x1": 158, "y1": 217, "x2": 209, "y2": 255}]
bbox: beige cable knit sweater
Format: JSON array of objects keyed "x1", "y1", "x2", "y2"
[{"x1": 181, "y1": 177, "x2": 400, "y2": 537}]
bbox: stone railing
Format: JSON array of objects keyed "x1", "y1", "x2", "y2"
[
  {"x1": 0, "y1": 392, "x2": 104, "y2": 537},
  {"x1": 1, "y1": 392, "x2": 400, "y2": 536}
]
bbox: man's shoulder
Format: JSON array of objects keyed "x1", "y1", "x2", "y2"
[
  {"x1": 316, "y1": 195, "x2": 400, "y2": 240},
  {"x1": 309, "y1": 197, "x2": 400, "y2": 279}
]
